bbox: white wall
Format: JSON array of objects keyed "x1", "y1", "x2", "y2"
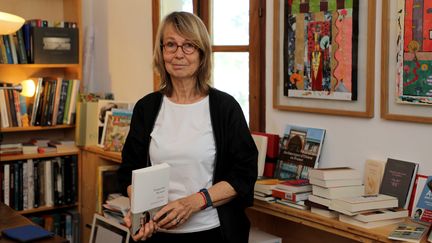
[
  {"x1": 266, "y1": 0, "x2": 432, "y2": 174},
  {"x1": 83, "y1": 0, "x2": 154, "y2": 102},
  {"x1": 85, "y1": 1, "x2": 432, "y2": 174}
]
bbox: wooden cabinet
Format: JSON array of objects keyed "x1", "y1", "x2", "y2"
[{"x1": 80, "y1": 146, "x2": 121, "y2": 243}]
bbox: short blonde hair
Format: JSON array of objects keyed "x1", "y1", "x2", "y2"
[{"x1": 153, "y1": 11, "x2": 212, "y2": 96}]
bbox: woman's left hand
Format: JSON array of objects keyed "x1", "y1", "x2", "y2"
[{"x1": 153, "y1": 193, "x2": 204, "y2": 229}]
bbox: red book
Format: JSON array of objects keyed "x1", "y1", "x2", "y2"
[
  {"x1": 274, "y1": 179, "x2": 312, "y2": 193},
  {"x1": 252, "y1": 132, "x2": 280, "y2": 159},
  {"x1": 271, "y1": 188, "x2": 311, "y2": 202}
]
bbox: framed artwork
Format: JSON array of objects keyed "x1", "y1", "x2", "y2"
[
  {"x1": 381, "y1": 0, "x2": 432, "y2": 123},
  {"x1": 273, "y1": 0, "x2": 375, "y2": 117}
]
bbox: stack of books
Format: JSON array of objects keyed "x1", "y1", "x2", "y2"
[
  {"x1": 271, "y1": 179, "x2": 312, "y2": 210},
  {"x1": 308, "y1": 167, "x2": 364, "y2": 217},
  {"x1": 253, "y1": 178, "x2": 281, "y2": 203}
]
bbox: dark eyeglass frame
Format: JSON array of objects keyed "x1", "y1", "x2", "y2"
[{"x1": 161, "y1": 41, "x2": 197, "y2": 55}]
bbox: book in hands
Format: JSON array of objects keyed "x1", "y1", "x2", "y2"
[
  {"x1": 131, "y1": 163, "x2": 170, "y2": 235},
  {"x1": 2, "y1": 225, "x2": 54, "y2": 242}
]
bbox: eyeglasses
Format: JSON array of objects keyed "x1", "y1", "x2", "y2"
[{"x1": 162, "y1": 41, "x2": 197, "y2": 54}]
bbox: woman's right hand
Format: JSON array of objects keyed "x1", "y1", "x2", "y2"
[{"x1": 124, "y1": 210, "x2": 158, "y2": 241}]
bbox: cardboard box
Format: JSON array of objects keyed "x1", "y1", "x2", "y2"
[
  {"x1": 249, "y1": 228, "x2": 282, "y2": 243},
  {"x1": 32, "y1": 27, "x2": 79, "y2": 64}
]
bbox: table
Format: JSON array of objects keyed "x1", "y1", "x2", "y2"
[
  {"x1": 246, "y1": 200, "x2": 429, "y2": 243},
  {"x1": 0, "y1": 203, "x2": 66, "y2": 243}
]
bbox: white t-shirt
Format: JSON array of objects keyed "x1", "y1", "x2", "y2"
[{"x1": 149, "y1": 95, "x2": 220, "y2": 233}]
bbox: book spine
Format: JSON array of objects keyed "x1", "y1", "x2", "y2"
[
  {"x1": 7, "y1": 34, "x2": 18, "y2": 64},
  {"x1": 2, "y1": 35, "x2": 13, "y2": 64},
  {"x1": 16, "y1": 28, "x2": 28, "y2": 64},
  {"x1": 56, "y1": 80, "x2": 69, "y2": 125},
  {"x1": 27, "y1": 159, "x2": 34, "y2": 210},
  {"x1": 33, "y1": 160, "x2": 39, "y2": 208},
  {"x1": 3, "y1": 164, "x2": 10, "y2": 206},
  {"x1": 62, "y1": 80, "x2": 73, "y2": 125}
]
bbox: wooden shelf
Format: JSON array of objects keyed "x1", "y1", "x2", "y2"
[
  {"x1": 247, "y1": 200, "x2": 430, "y2": 243},
  {"x1": 0, "y1": 151, "x2": 79, "y2": 162},
  {"x1": 82, "y1": 145, "x2": 122, "y2": 163},
  {"x1": 18, "y1": 203, "x2": 78, "y2": 215},
  {"x1": 0, "y1": 125, "x2": 75, "y2": 133},
  {"x1": 0, "y1": 64, "x2": 81, "y2": 68}
]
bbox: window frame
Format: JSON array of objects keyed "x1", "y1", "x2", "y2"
[{"x1": 151, "y1": 0, "x2": 265, "y2": 132}]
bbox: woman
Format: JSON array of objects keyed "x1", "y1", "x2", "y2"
[{"x1": 118, "y1": 11, "x2": 258, "y2": 242}]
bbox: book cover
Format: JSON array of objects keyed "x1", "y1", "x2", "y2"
[
  {"x1": 103, "y1": 109, "x2": 132, "y2": 152},
  {"x1": 275, "y1": 125, "x2": 326, "y2": 180},
  {"x1": 388, "y1": 222, "x2": 428, "y2": 243},
  {"x1": 131, "y1": 163, "x2": 170, "y2": 235},
  {"x1": 414, "y1": 176, "x2": 432, "y2": 223},
  {"x1": 274, "y1": 179, "x2": 312, "y2": 193},
  {"x1": 363, "y1": 159, "x2": 386, "y2": 195},
  {"x1": 97, "y1": 100, "x2": 135, "y2": 145},
  {"x1": 379, "y1": 158, "x2": 419, "y2": 208},
  {"x1": 409, "y1": 175, "x2": 428, "y2": 218},
  {"x1": 2, "y1": 225, "x2": 54, "y2": 242}
]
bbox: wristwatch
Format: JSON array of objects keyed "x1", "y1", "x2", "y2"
[{"x1": 199, "y1": 188, "x2": 213, "y2": 209}]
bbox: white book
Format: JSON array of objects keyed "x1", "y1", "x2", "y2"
[
  {"x1": 44, "y1": 160, "x2": 53, "y2": 206},
  {"x1": 252, "y1": 134, "x2": 268, "y2": 177},
  {"x1": 131, "y1": 163, "x2": 170, "y2": 234},
  {"x1": 309, "y1": 167, "x2": 362, "y2": 180},
  {"x1": 27, "y1": 159, "x2": 34, "y2": 210},
  {"x1": 311, "y1": 207, "x2": 338, "y2": 218},
  {"x1": 353, "y1": 208, "x2": 408, "y2": 222},
  {"x1": 66, "y1": 79, "x2": 80, "y2": 125},
  {"x1": 330, "y1": 194, "x2": 398, "y2": 214},
  {"x1": 309, "y1": 177, "x2": 363, "y2": 188},
  {"x1": 308, "y1": 194, "x2": 331, "y2": 207},
  {"x1": 4, "y1": 164, "x2": 10, "y2": 206},
  {"x1": 339, "y1": 214, "x2": 405, "y2": 229},
  {"x1": 312, "y1": 184, "x2": 364, "y2": 199},
  {"x1": 0, "y1": 89, "x2": 9, "y2": 128}
]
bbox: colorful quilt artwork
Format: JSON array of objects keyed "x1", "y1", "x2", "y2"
[
  {"x1": 284, "y1": 0, "x2": 359, "y2": 101},
  {"x1": 396, "y1": 0, "x2": 432, "y2": 105}
]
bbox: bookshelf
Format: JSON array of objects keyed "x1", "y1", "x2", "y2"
[{"x1": 0, "y1": 0, "x2": 82, "y2": 241}]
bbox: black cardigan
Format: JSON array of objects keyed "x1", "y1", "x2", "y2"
[{"x1": 118, "y1": 88, "x2": 258, "y2": 242}]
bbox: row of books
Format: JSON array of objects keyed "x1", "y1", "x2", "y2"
[
  {"x1": 0, "y1": 19, "x2": 77, "y2": 64},
  {"x1": 29, "y1": 210, "x2": 80, "y2": 243},
  {"x1": 0, "y1": 156, "x2": 78, "y2": 211},
  {"x1": 0, "y1": 78, "x2": 80, "y2": 128}
]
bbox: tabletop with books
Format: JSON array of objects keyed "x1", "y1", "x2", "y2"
[{"x1": 249, "y1": 200, "x2": 430, "y2": 243}]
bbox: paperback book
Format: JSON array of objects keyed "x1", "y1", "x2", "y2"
[
  {"x1": 379, "y1": 158, "x2": 418, "y2": 209},
  {"x1": 388, "y1": 222, "x2": 428, "y2": 243},
  {"x1": 275, "y1": 125, "x2": 325, "y2": 180},
  {"x1": 413, "y1": 176, "x2": 432, "y2": 223}
]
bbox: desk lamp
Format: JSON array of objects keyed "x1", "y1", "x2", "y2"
[{"x1": 0, "y1": 11, "x2": 34, "y2": 97}]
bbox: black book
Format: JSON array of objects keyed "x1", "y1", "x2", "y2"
[
  {"x1": 33, "y1": 159, "x2": 40, "y2": 208},
  {"x1": 379, "y1": 158, "x2": 419, "y2": 208}
]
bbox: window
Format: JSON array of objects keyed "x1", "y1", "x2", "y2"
[{"x1": 153, "y1": 0, "x2": 265, "y2": 131}]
